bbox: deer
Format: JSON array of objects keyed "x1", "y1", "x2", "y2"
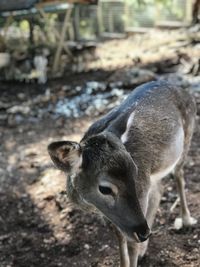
[{"x1": 48, "y1": 81, "x2": 197, "y2": 267}]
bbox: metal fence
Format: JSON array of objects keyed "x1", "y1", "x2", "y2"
[{"x1": 75, "y1": 0, "x2": 192, "y2": 39}]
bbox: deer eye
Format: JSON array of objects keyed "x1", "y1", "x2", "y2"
[{"x1": 99, "y1": 185, "x2": 113, "y2": 195}]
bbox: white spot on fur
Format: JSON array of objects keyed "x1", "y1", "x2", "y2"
[
  {"x1": 121, "y1": 112, "x2": 135, "y2": 143},
  {"x1": 150, "y1": 160, "x2": 179, "y2": 181},
  {"x1": 150, "y1": 127, "x2": 184, "y2": 181}
]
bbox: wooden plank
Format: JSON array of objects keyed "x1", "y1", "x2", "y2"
[
  {"x1": 35, "y1": 1, "x2": 69, "y2": 9},
  {"x1": 36, "y1": 0, "x2": 98, "y2": 8}
]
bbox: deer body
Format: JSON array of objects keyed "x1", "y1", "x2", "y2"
[{"x1": 48, "y1": 81, "x2": 197, "y2": 267}]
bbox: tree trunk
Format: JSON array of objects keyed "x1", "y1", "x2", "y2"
[{"x1": 192, "y1": 0, "x2": 200, "y2": 24}]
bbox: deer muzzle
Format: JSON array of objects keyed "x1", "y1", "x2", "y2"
[
  {"x1": 135, "y1": 228, "x2": 151, "y2": 242},
  {"x1": 134, "y1": 222, "x2": 151, "y2": 242}
]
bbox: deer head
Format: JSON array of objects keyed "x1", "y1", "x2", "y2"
[{"x1": 48, "y1": 132, "x2": 150, "y2": 242}]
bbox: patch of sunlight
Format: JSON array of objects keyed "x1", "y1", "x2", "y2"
[
  {"x1": 22, "y1": 125, "x2": 89, "y2": 242},
  {"x1": 26, "y1": 166, "x2": 74, "y2": 243}
]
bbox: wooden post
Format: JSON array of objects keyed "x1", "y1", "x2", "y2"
[
  {"x1": 4, "y1": 15, "x2": 13, "y2": 38},
  {"x1": 155, "y1": 2, "x2": 161, "y2": 26},
  {"x1": 97, "y1": 1, "x2": 103, "y2": 37},
  {"x1": 185, "y1": 0, "x2": 193, "y2": 24},
  {"x1": 52, "y1": 6, "x2": 73, "y2": 74},
  {"x1": 29, "y1": 17, "x2": 34, "y2": 46},
  {"x1": 192, "y1": 0, "x2": 200, "y2": 24},
  {"x1": 124, "y1": 0, "x2": 130, "y2": 31},
  {"x1": 108, "y1": 9, "x2": 114, "y2": 33},
  {"x1": 73, "y1": 4, "x2": 80, "y2": 40}
]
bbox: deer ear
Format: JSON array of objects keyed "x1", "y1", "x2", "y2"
[{"x1": 48, "y1": 141, "x2": 82, "y2": 173}]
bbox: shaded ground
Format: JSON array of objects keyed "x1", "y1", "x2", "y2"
[
  {"x1": 0, "y1": 30, "x2": 200, "y2": 267},
  {"x1": 1, "y1": 77, "x2": 200, "y2": 267}
]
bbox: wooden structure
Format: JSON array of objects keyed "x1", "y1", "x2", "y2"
[
  {"x1": 37, "y1": 1, "x2": 97, "y2": 73},
  {"x1": 0, "y1": 0, "x2": 98, "y2": 75},
  {"x1": 0, "y1": 0, "x2": 195, "y2": 79},
  {"x1": 98, "y1": 0, "x2": 193, "y2": 35}
]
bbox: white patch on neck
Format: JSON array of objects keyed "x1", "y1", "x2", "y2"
[
  {"x1": 121, "y1": 112, "x2": 135, "y2": 143},
  {"x1": 150, "y1": 127, "x2": 184, "y2": 181},
  {"x1": 150, "y1": 160, "x2": 179, "y2": 181}
]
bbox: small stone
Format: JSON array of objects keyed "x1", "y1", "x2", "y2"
[
  {"x1": 7, "y1": 105, "x2": 30, "y2": 115},
  {"x1": 17, "y1": 93, "x2": 26, "y2": 100},
  {"x1": 18, "y1": 209, "x2": 24, "y2": 215},
  {"x1": 174, "y1": 218, "x2": 183, "y2": 230},
  {"x1": 61, "y1": 85, "x2": 71, "y2": 92},
  {"x1": 99, "y1": 244, "x2": 109, "y2": 251},
  {"x1": 21, "y1": 232, "x2": 28, "y2": 238},
  {"x1": 167, "y1": 186, "x2": 173, "y2": 191},
  {"x1": 84, "y1": 244, "x2": 90, "y2": 250}
]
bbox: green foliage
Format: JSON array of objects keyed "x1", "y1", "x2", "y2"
[{"x1": 20, "y1": 20, "x2": 29, "y2": 32}]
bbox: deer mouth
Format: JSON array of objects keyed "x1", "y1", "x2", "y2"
[{"x1": 120, "y1": 224, "x2": 151, "y2": 243}]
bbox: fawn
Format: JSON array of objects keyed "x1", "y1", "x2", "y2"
[{"x1": 48, "y1": 81, "x2": 197, "y2": 267}]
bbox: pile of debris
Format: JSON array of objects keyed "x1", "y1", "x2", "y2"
[
  {"x1": 1, "y1": 64, "x2": 200, "y2": 127},
  {"x1": 0, "y1": 81, "x2": 127, "y2": 126},
  {"x1": 0, "y1": 67, "x2": 156, "y2": 125},
  {"x1": 55, "y1": 82, "x2": 125, "y2": 118},
  {"x1": 2, "y1": 26, "x2": 200, "y2": 125}
]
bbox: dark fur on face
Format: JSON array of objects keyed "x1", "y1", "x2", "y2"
[{"x1": 81, "y1": 132, "x2": 126, "y2": 173}]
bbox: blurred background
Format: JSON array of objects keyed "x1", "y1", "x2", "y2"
[{"x1": 0, "y1": 1, "x2": 200, "y2": 267}]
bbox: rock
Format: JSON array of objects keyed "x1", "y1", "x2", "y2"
[
  {"x1": 0, "y1": 101, "x2": 10, "y2": 109},
  {"x1": 84, "y1": 244, "x2": 90, "y2": 250},
  {"x1": 54, "y1": 81, "x2": 127, "y2": 118},
  {"x1": 7, "y1": 105, "x2": 30, "y2": 115},
  {"x1": 17, "y1": 93, "x2": 26, "y2": 100},
  {"x1": 108, "y1": 67, "x2": 156, "y2": 88}
]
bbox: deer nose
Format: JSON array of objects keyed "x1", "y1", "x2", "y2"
[
  {"x1": 135, "y1": 223, "x2": 151, "y2": 242},
  {"x1": 136, "y1": 228, "x2": 151, "y2": 242}
]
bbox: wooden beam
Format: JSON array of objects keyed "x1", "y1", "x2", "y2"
[
  {"x1": 73, "y1": 5, "x2": 80, "y2": 40},
  {"x1": 97, "y1": 2, "x2": 103, "y2": 37},
  {"x1": 185, "y1": 0, "x2": 192, "y2": 24},
  {"x1": 36, "y1": 0, "x2": 98, "y2": 8},
  {"x1": 38, "y1": 8, "x2": 73, "y2": 56},
  {"x1": 35, "y1": 1, "x2": 69, "y2": 9},
  {"x1": 52, "y1": 7, "x2": 73, "y2": 73}
]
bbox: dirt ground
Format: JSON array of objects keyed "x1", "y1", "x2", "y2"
[{"x1": 0, "y1": 33, "x2": 200, "y2": 267}]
